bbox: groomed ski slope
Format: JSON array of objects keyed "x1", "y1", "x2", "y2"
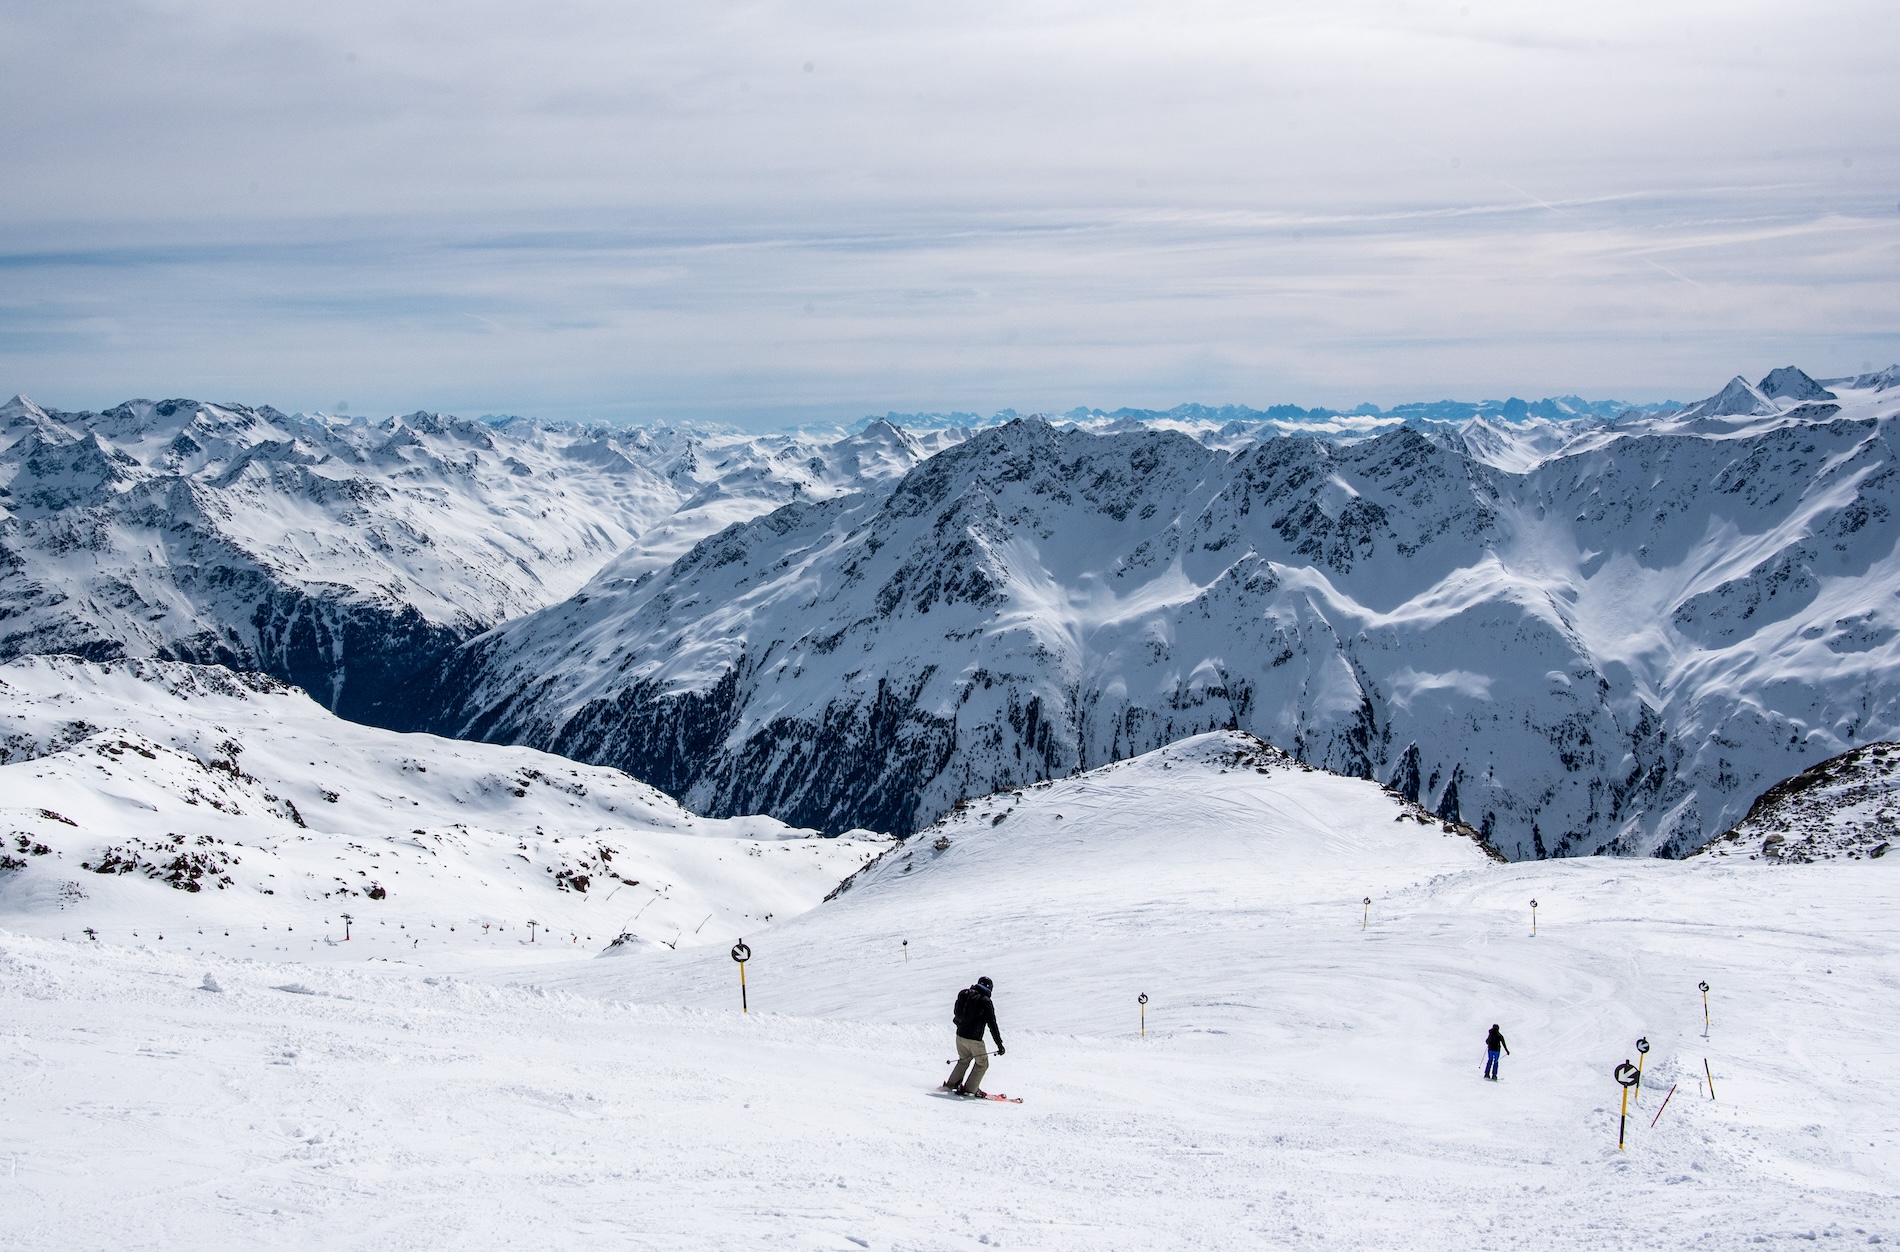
[{"x1": 4, "y1": 733, "x2": 1897, "y2": 1250}]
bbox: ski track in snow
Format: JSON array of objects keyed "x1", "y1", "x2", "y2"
[{"x1": 3, "y1": 734, "x2": 1896, "y2": 1250}]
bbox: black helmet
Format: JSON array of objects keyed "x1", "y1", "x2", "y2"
[{"x1": 977, "y1": 976, "x2": 994, "y2": 992}]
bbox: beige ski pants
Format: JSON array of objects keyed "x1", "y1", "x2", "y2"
[{"x1": 948, "y1": 1035, "x2": 989, "y2": 1091}]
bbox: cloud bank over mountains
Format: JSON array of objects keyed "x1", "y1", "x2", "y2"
[{"x1": 2, "y1": 2, "x2": 1896, "y2": 424}]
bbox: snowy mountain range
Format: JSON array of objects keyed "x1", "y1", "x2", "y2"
[
  {"x1": 426, "y1": 366, "x2": 1900, "y2": 860},
  {"x1": 0, "y1": 395, "x2": 947, "y2": 726},
  {"x1": 9, "y1": 368, "x2": 1900, "y2": 861}
]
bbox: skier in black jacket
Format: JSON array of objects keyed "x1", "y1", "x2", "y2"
[
  {"x1": 1484, "y1": 1024, "x2": 1510, "y2": 1080},
  {"x1": 943, "y1": 976, "x2": 1005, "y2": 1096}
]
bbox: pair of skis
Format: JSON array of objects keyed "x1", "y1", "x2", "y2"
[{"x1": 932, "y1": 1086, "x2": 1023, "y2": 1103}]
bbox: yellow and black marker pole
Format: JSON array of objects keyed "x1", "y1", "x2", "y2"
[
  {"x1": 1614, "y1": 1060, "x2": 1640, "y2": 1150},
  {"x1": 1530, "y1": 899, "x2": 1538, "y2": 937},
  {"x1": 1139, "y1": 992, "x2": 1148, "y2": 1039},
  {"x1": 1634, "y1": 1036, "x2": 1650, "y2": 1102},
  {"x1": 1362, "y1": 897, "x2": 1372, "y2": 931},
  {"x1": 1698, "y1": 980, "x2": 1710, "y2": 1037},
  {"x1": 902, "y1": 938, "x2": 909, "y2": 964},
  {"x1": 1704, "y1": 1057, "x2": 1717, "y2": 1101},
  {"x1": 731, "y1": 940, "x2": 752, "y2": 1013}
]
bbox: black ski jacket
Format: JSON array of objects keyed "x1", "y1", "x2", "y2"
[
  {"x1": 1486, "y1": 1027, "x2": 1509, "y2": 1053},
  {"x1": 953, "y1": 985, "x2": 1003, "y2": 1046}
]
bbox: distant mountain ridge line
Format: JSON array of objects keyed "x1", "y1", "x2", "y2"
[
  {"x1": 421, "y1": 364, "x2": 1900, "y2": 860},
  {"x1": 851, "y1": 394, "x2": 1679, "y2": 433},
  {"x1": 7, "y1": 363, "x2": 1900, "y2": 865}
]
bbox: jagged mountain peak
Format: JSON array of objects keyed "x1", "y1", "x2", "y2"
[
  {"x1": 1675, "y1": 375, "x2": 1776, "y2": 420},
  {"x1": 0, "y1": 394, "x2": 50, "y2": 421},
  {"x1": 1846, "y1": 363, "x2": 1900, "y2": 392},
  {"x1": 1759, "y1": 366, "x2": 1837, "y2": 403}
]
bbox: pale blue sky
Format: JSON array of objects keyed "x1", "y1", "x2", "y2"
[{"x1": 2, "y1": 1, "x2": 1895, "y2": 427}]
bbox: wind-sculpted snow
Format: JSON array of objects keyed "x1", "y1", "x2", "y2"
[
  {"x1": 435, "y1": 367, "x2": 1900, "y2": 860},
  {"x1": 0, "y1": 396, "x2": 938, "y2": 725}
]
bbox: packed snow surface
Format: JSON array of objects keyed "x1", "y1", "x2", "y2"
[
  {"x1": 4, "y1": 732, "x2": 1895, "y2": 1250},
  {"x1": 0, "y1": 656, "x2": 885, "y2": 957}
]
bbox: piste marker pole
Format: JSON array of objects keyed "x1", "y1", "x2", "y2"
[
  {"x1": 1634, "y1": 1036, "x2": 1650, "y2": 1102},
  {"x1": 1614, "y1": 1060, "x2": 1640, "y2": 1150},
  {"x1": 1530, "y1": 898, "x2": 1538, "y2": 936},
  {"x1": 1699, "y1": 980, "x2": 1710, "y2": 1037},
  {"x1": 1704, "y1": 1057, "x2": 1716, "y2": 1101},
  {"x1": 731, "y1": 940, "x2": 752, "y2": 1013},
  {"x1": 1138, "y1": 992, "x2": 1148, "y2": 1039},
  {"x1": 1362, "y1": 897, "x2": 1371, "y2": 931}
]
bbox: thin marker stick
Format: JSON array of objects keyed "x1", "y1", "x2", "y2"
[{"x1": 1649, "y1": 1083, "x2": 1678, "y2": 1128}]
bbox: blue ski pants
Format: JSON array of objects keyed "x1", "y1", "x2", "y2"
[{"x1": 1484, "y1": 1049, "x2": 1501, "y2": 1079}]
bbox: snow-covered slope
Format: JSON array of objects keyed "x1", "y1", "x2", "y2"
[
  {"x1": 4, "y1": 732, "x2": 1894, "y2": 1249},
  {"x1": 434, "y1": 366, "x2": 1900, "y2": 860},
  {"x1": 0, "y1": 396, "x2": 936, "y2": 725},
  {"x1": 546, "y1": 732, "x2": 1505, "y2": 1019},
  {"x1": 1699, "y1": 740, "x2": 1899, "y2": 864},
  {"x1": 0, "y1": 656, "x2": 886, "y2": 957}
]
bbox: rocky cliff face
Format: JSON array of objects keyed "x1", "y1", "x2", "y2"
[
  {"x1": 1697, "y1": 740, "x2": 1899, "y2": 864},
  {"x1": 432, "y1": 367, "x2": 1900, "y2": 858},
  {"x1": 0, "y1": 396, "x2": 937, "y2": 727}
]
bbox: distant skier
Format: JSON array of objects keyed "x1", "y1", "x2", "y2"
[
  {"x1": 1484, "y1": 1023, "x2": 1510, "y2": 1081},
  {"x1": 942, "y1": 976, "x2": 1005, "y2": 1096}
]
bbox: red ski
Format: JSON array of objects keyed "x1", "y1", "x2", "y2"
[{"x1": 929, "y1": 1088, "x2": 1022, "y2": 1103}]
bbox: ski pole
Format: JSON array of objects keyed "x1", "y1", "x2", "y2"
[
  {"x1": 1634, "y1": 1037, "x2": 1649, "y2": 1102},
  {"x1": 1139, "y1": 992, "x2": 1147, "y2": 1039},
  {"x1": 1614, "y1": 1061, "x2": 1640, "y2": 1150},
  {"x1": 1704, "y1": 1057, "x2": 1716, "y2": 1101},
  {"x1": 731, "y1": 940, "x2": 751, "y2": 1013},
  {"x1": 1649, "y1": 1083, "x2": 1678, "y2": 1129}
]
